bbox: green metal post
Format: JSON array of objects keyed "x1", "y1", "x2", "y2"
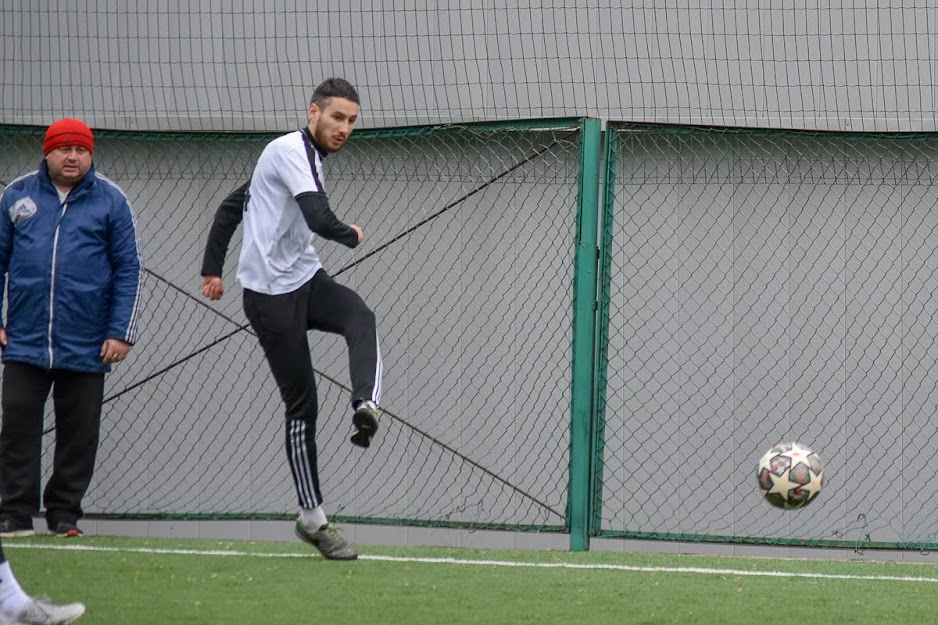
[
  {"x1": 590, "y1": 124, "x2": 619, "y2": 534},
  {"x1": 568, "y1": 117, "x2": 601, "y2": 551}
]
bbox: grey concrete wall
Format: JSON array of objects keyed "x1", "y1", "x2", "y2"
[
  {"x1": 5, "y1": 2, "x2": 938, "y2": 546},
  {"x1": 2, "y1": 2, "x2": 935, "y2": 132}
]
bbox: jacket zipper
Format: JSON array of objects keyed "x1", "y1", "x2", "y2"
[{"x1": 48, "y1": 202, "x2": 68, "y2": 367}]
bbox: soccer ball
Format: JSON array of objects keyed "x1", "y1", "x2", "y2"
[{"x1": 756, "y1": 442, "x2": 824, "y2": 510}]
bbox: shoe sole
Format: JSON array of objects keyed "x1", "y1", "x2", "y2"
[
  {"x1": 65, "y1": 610, "x2": 85, "y2": 624},
  {"x1": 0, "y1": 529, "x2": 35, "y2": 538},
  {"x1": 351, "y1": 411, "x2": 378, "y2": 448},
  {"x1": 38, "y1": 604, "x2": 85, "y2": 624},
  {"x1": 56, "y1": 529, "x2": 83, "y2": 538},
  {"x1": 55, "y1": 605, "x2": 85, "y2": 625}
]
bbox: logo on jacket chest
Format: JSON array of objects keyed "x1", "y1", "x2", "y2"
[{"x1": 9, "y1": 197, "x2": 38, "y2": 225}]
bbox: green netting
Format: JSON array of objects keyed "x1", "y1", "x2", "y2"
[
  {"x1": 0, "y1": 119, "x2": 586, "y2": 532},
  {"x1": 13, "y1": 117, "x2": 938, "y2": 550},
  {"x1": 597, "y1": 122, "x2": 938, "y2": 550}
]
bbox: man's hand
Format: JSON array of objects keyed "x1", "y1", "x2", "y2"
[
  {"x1": 202, "y1": 275, "x2": 224, "y2": 300},
  {"x1": 350, "y1": 224, "x2": 364, "y2": 245},
  {"x1": 101, "y1": 338, "x2": 131, "y2": 365},
  {"x1": 0, "y1": 329, "x2": 7, "y2": 349}
]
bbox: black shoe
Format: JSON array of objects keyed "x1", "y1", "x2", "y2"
[
  {"x1": 350, "y1": 400, "x2": 380, "y2": 448},
  {"x1": 0, "y1": 517, "x2": 34, "y2": 538},
  {"x1": 49, "y1": 521, "x2": 83, "y2": 538}
]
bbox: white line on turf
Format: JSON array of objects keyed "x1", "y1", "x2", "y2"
[{"x1": 6, "y1": 542, "x2": 938, "y2": 584}]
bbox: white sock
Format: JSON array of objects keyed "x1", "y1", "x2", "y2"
[
  {"x1": 0, "y1": 562, "x2": 30, "y2": 618},
  {"x1": 300, "y1": 506, "x2": 328, "y2": 531}
]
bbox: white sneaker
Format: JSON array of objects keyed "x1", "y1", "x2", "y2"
[{"x1": 11, "y1": 598, "x2": 85, "y2": 625}]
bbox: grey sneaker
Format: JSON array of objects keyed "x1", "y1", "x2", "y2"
[
  {"x1": 294, "y1": 520, "x2": 358, "y2": 560},
  {"x1": 350, "y1": 400, "x2": 379, "y2": 448},
  {"x1": 0, "y1": 519, "x2": 34, "y2": 538},
  {"x1": 11, "y1": 597, "x2": 85, "y2": 625}
]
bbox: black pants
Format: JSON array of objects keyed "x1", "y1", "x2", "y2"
[
  {"x1": 0, "y1": 361, "x2": 105, "y2": 527},
  {"x1": 243, "y1": 269, "x2": 382, "y2": 508}
]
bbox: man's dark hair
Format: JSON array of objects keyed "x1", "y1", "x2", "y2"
[{"x1": 310, "y1": 78, "x2": 360, "y2": 107}]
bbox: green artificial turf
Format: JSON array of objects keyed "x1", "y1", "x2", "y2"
[{"x1": 4, "y1": 536, "x2": 937, "y2": 625}]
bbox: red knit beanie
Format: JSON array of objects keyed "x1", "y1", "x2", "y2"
[{"x1": 43, "y1": 118, "x2": 94, "y2": 156}]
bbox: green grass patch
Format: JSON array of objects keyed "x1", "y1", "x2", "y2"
[{"x1": 4, "y1": 536, "x2": 937, "y2": 624}]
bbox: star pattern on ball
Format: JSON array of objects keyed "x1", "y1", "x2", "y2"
[
  {"x1": 757, "y1": 441, "x2": 824, "y2": 510},
  {"x1": 766, "y1": 470, "x2": 801, "y2": 498}
]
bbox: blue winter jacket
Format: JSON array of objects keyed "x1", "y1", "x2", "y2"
[{"x1": 0, "y1": 160, "x2": 143, "y2": 373}]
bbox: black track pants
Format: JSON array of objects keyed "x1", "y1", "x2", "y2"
[{"x1": 243, "y1": 269, "x2": 382, "y2": 507}]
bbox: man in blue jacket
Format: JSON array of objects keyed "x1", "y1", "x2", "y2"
[{"x1": 0, "y1": 118, "x2": 144, "y2": 540}]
